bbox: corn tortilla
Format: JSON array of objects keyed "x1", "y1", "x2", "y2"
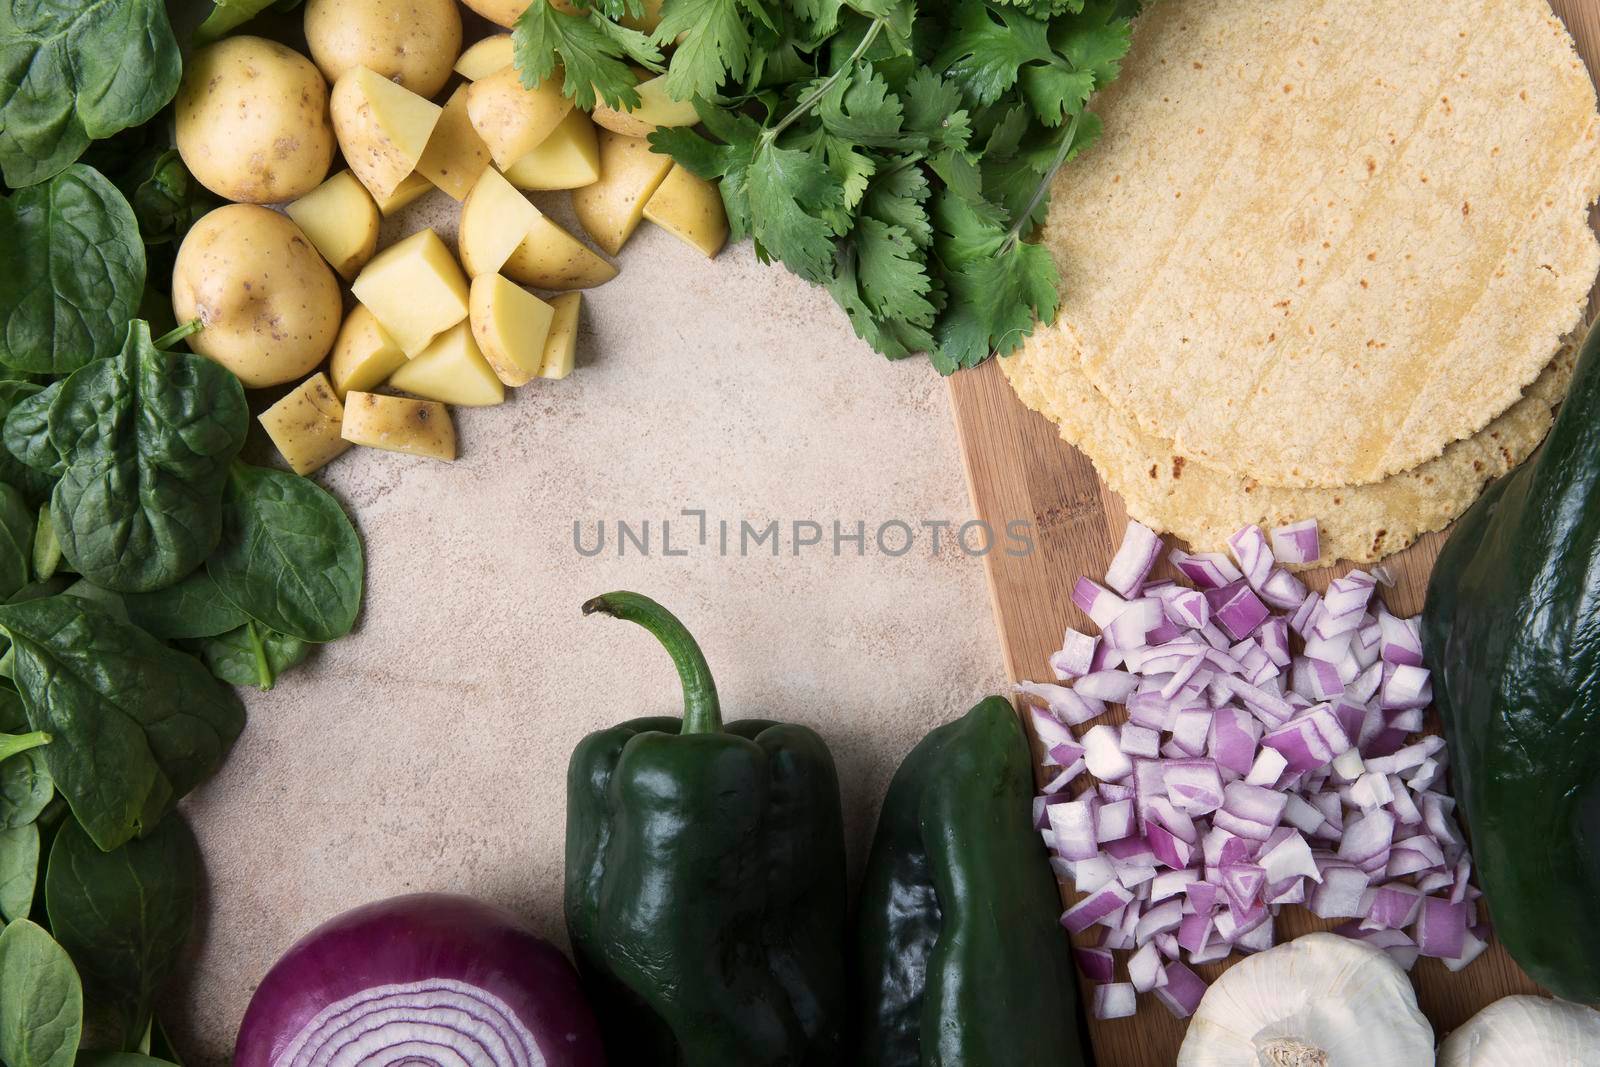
[
  {"x1": 1043, "y1": 0, "x2": 1600, "y2": 488},
  {"x1": 1003, "y1": 331, "x2": 1575, "y2": 567}
]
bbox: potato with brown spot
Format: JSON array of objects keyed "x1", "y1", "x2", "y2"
[
  {"x1": 258, "y1": 373, "x2": 352, "y2": 474},
  {"x1": 176, "y1": 36, "x2": 334, "y2": 203},
  {"x1": 171, "y1": 205, "x2": 343, "y2": 388},
  {"x1": 341, "y1": 391, "x2": 457, "y2": 461},
  {"x1": 305, "y1": 0, "x2": 462, "y2": 99}
]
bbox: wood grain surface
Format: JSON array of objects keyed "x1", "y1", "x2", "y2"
[{"x1": 947, "y1": 2, "x2": 1600, "y2": 1061}]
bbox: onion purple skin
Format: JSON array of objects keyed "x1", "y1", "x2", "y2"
[{"x1": 235, "y1": 893, "x2": 605, "y2": 1067}]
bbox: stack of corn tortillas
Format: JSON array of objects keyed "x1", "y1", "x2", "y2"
[{"x1": 1003, "y1": 0, "x2": 1600, "y2": 567}]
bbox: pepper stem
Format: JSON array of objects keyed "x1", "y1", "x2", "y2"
[{"x1": 582, "y1": 592, "x2": 721, "y2": 734}]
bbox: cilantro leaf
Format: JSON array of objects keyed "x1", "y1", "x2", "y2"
[
  {"x1": 861, "y1": 162, "x2": 932, "y2": 247},
  {"x1": 746, "y1": 140, "x2": 842, "y2": 282},
  {"x1": 513, "y1": 3, "x2": 662, "y2": 110},
  {"x1": 1020, "y1": 63, "x2": 1095, "y2": 126},
  {"x1": 1052, "y1": 0, "x2": 1136, "y2": 84},
  {"x1": 903, "y1": 69, "x2": 973, "y2": 152},
  {"x1": 658, "y1": 0, "x2": 754, "y2": 101},
  {"x1": 856, "y1": 218, "x2": 938, "y2": 326},
  {"x1": 934, "y1": 0, "x2": 1055, "y2": 106},
  {"x1": 819, "y1": 64, "x2": 910, "y2": 148}
]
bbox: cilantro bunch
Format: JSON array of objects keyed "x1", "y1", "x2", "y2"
[{"x1": 515, "y1": 0, "x2": 1141, "y2": 373}]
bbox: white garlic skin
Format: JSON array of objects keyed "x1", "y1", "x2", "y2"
[
  {"x1": 1439, "y1": 994, "x2": 1600, "y2": 1067},
  {"x1": 1177, "y1": 933, "x2": 1433, "y2": 1067}
]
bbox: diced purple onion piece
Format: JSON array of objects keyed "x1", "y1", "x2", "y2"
[
  {"x1": 1270, "y1": 519, "x2": 1321, "y2": 565},
  {"x1": 1105, "y1": 520, "x2": 1163, "y2": 597},
  {"x1": 1075, "y1": 946, "x2": 1115, "y2": 984},
  {"x1": 1052, "y1": 629, "x2": 1100, "y2": 678},
  {"x1": 1084, "y1": 725, "x2": 1133, "y2": 781},
  {"x1": 1170, "y1": 549, "x2": 1242, "y2": 590},
  {"x1": 1204, "y1": 580, "x2": 1271, "y2": 641},
  {"x1": 1092, "y1": 982, "x2": 1138, "y2": 1020},
  {"x1": 1127, "y1": 941, "x2": 1168, "y2": 993},
  {"x1": 1227, "y1": 525, "x2": 1274, "y2": 588},
  {"x1": 1062, "y1": 883, "x2": 1134, "y2": 934}
]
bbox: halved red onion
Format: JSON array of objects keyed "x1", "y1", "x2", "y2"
[{"x1": 234, "y1": 894, "x2": 604, "y2": 1067}]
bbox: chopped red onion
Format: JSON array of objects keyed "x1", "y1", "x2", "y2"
[
  {"x1": 1093, "y1": 983, "x2": 1138, "y2": 1020},
  {"x1": 1028, "y1": 521, "x2": 1474, "y2": 1014},
  {"x1": 1076, "y1": 946, "x2": 1115, "y2": 984},
  {"x1": 1106, "y1": 520, "x2": 1163, "y2": 597},
  {"x1": 1154, "y1": 962, "x2": 1206, "y2": 1019},
  {"x1": 1270, "y1": 519, "x2": 1321, "y2": 565},
  {"x1": 1204, "y1": 580, "x2": 1270, "y2": 641}
]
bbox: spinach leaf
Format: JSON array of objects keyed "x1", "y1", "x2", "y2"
[
  {"x1": 118, "y1": 150, "x2": 212, "y2": 251},
  {"x1": 0, "y1": 824, "x2": 39, "y2": 921},
  {"x1": 0, "y1": 2, "x2": 182, "y2": 188},
  {"x1": 193, "y1": 0, "x2": 304, "y2": 45},
  {"x1": 45, "y1": 816, "x2": 196, "y2": 1051},
  {"x1": 39, "y1": 321, "x2": 249, "y2": 593},
  {"x1": 0, "y1": 484, "x2": 38, "y2": 604},
  {"x1": 209, "y1": 464, "x2": 363, "y2": 643},
  {"x1": 4, "y1": 382, "x2": 65, "y2": 480},
  {"x1": 60, "y1": 581, "x2": 129, "y2": 625},
  {"x1": 190, "y1": 621, "x2": 310, "y2": 690},
  {"x1": 0, "y1": 918, "x2": 82, "y2": 1067},
  {"x1": 0, "y1": 167, "x2": 146, "y2": 375},
  {"x1": 0, "y1": 595, "x2": 245, "y2": 852},
  {"x1": 121, "y1": 570, "x2": 246, "y2": 642},
  {"x1": 0, "y1": 383, "x2": 57, "y2": 505}
]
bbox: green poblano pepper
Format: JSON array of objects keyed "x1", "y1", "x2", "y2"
[
  {"x1": 565, "y1": 591, "x2": 849, "y2": 1066},
  {"x1": 1423, "y1": 319, "x2": 1600, "y2": 1003},
  {"x1": 852, "y1": 696, "x2": 1090, "y2": 1066}
]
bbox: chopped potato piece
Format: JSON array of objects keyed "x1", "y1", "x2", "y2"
[
  {"x1": 454, "y1": 34, "x2": 512, "y2": 80},
  {"x1": 643, "y1": 164, "x2": 728, "y2": 258},
  {"x1": 373, "y1": 171, "x2": 434, "y2": 216},
  {"x1": 458, "y1": 167, "x2": 540, "y2": 278},
  {"x1": 466, "y1": 65, "x2": 574, "y2": 169},
  {"x1": 388, "y1": 321, "x2": 506, "y2": 406},
  {"x1": 259, "y1": 373, "x2": 351, "y2": 475},
  {"x1": 328, "y1": 305, "x2": 408, "y2": 399},
  {"x1": 469, "y1": 274, "x2": 555, "y2": 387},
  {"x1": 342, "y1": 391, "x2": 457, "y2": 460},
  {"x1": 415, "y1": 85, "x2": 492, "y2": 201},
  {"x1": 503, "y1": 212, "x2": 618, "y2": 290},
  {"x1": 572, "y1": 130, "x2": 674, "y2": 256},
  {"x1": 351, "y1": 228, "x2": 470, "y2": 356},
  {"x1": 285, "y1": 171, "x2": 381, "y2": 280},
  {"x1": 502, "y1": 109, "x2": 600, "y2": 191},
  {"x1": 540, "y1": 292, "x2": 581, "y2": 379},
  {"x1": 459, "y1": 0, "x2": 530, "y2": 28},
  {"x1": 591, "y1": 74, "x2": 699, "y2": 138},
  {"x1": 331, "y1": 65, "x2": 443, "y2": 200}
]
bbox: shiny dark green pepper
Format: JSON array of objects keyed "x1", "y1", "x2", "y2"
[
  {"x1": 565, "y1": 591, "x2": 850, "y2": 1066},
  {"x1": 852, "y1": 696, "x2": 1090, "y2": 1066},
  {"x1": 1422, "y1": 322, "x2": 1600, "y2": 1003}
]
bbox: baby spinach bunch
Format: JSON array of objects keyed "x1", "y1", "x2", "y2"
[
  {"x1": 516, "y1": 0, "x2": 1142, "y2": 372},
  {"x1": 0, "y1": 147, "x2": 364, "y2": 1064}
]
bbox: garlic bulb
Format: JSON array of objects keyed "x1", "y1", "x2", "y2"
[
  {"x1": 1177, "y1": 933, "x2": 1433, "y2": 1066},
  {"x1": 1439, "y1": 995, "x2": 1600, "y2": 1066}
]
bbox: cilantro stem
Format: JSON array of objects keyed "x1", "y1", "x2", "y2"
[
  {"x1": 766, "y1": 17, "x2": 886, "y2": 141},
  {"x1": 1002, "y1": 111, "x2": 1083, "y2": 254}
]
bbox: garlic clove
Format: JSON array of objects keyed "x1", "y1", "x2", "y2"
[
  {"x1": 1439, "y1": 994, "x2": 1600, "y2": 1067},
  {"x1": 1177, "y1": 933, "x2": 1433, "y2": 1066}
]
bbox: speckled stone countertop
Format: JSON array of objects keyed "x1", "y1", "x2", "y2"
[{"x1": 166, "y1": 187, "x2": 1007, "y2": 1061}]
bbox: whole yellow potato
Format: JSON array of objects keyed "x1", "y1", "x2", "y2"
[
  {"x1": 171, "y1": 205, "x2": 343, "y2": 389},
  {"x1": 304, "y1": 0, "x2": 463, "y2": 100},
  {"x1": 175, "y1": 36, "x2": 335, "y2": 204}
]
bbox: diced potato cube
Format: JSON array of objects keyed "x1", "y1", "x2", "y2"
[
  {"x1": 643, "y1": 164, "x2": 728, "y2": 258},
  {"x1": 258, "y1": 373, "x2": 351, "y2": 475},
  {"x1": 458, "y1": 167, "x2": 539, "y2": 277},
  {"x1": 342, "y1": 391, "x2": 456, "y2": 460},
  {"x1": 328, "y1": 305, "x2": 407, "y2": 399},
  {"x1": 351, "y1": 228, "x2": 470, "y2": 356},
  {"x1": 466, "y1": 65, "x2": 573, "y2": 169},
  {"x1": 469, "y1": 274, "x2": 554, "y2": 387},
  {"x1": 503, "y1": 211, "x2": 617, "y2": 290},
  {"x1": 591, "y1": 74, "x2": 699, "y2": 138},
  {"x1": 454, "y1": 34, "x2": 512, "y2": 81},
  {"x1": 388, "y1": 321, "x2": 506, "y2": 406},
  {"x1": 502, "y1": 108, "x2": 600, "y2": 191},
  {"x1": 373, "y1": 171, "x2": 434, "y2": 216},
  {"x1": 285, "y1": 170, "x2": 381, "y2": 279},
  {"x1": 415, "y1": 84, "x2": 492, "y2": 201},
  {"x1": 572, "y1": 129, "x2": 674, "y2": 256},
  {"x1": 330, "y1": 66, "x2": 444, "y2": 200},
  {"x1": 540, "y1": 292, "x2": 580, "y2": 379}
]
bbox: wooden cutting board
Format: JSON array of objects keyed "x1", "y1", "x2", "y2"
[{"x1": 947, "y1": 2, "x2": 1600, "y2": 1061}]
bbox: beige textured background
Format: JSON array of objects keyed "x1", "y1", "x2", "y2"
[{"x1": 165, "y1": 187, "x2": 1007, "y2": 1061}]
